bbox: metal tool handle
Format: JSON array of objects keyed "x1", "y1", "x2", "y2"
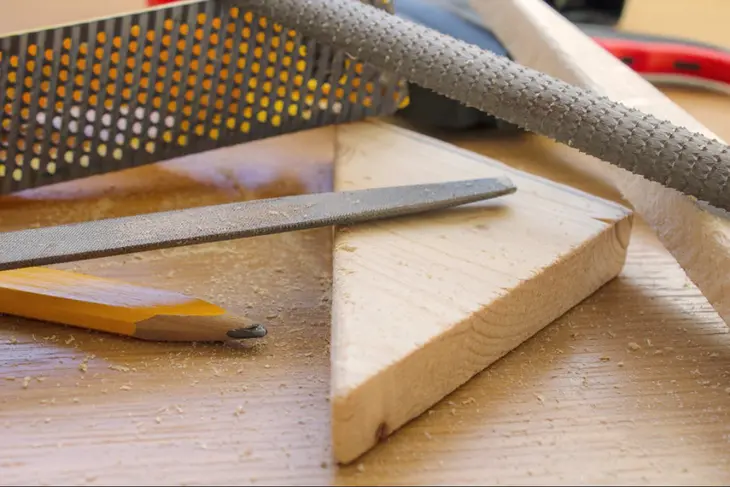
[{"x1": 231, "y1": 0, "x2": 730, "y2": 213}]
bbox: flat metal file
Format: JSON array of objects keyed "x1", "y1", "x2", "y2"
[{"x1": 0, "y1": 177, "x2": 516, "y2": 271}]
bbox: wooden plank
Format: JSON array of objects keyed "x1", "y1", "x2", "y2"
[
  {"x1": 2, "y1": 0, "x2": 728, "y2": 484},
  {"x1": 3, "y1": 97, "x2": 730, "y2": 485},
  {"x1": 470, "y1": 0, "x2": 730, "y2": 325},
  {"x1": 330, "y1": 120, "x2": 633, "y2": 464}
]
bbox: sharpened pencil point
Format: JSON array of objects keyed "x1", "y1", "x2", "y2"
[{"x1": 227, "y1": 324, "x2": 268, "y2": 339}]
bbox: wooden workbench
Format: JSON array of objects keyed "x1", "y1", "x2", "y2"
[{"x1": 2, "y1": 1, "x2": 730, "y2": 484}]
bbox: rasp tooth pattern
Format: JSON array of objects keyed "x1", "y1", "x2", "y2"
[
  {"x1": 0, "y1": 0, "x2": 407, "y2": 194},
  {"x1": 233, "y1": 0, "x2": 730, "y2": 212}
]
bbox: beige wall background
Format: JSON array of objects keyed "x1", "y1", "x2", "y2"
[
  {"x1": 0, "y1": 0, "x2": 145, "y2": 35},
  {"x1": 620, "y1": 0, "x2": 730, "y2": 48},
  {"x1": 1, "y1": 0, "x2": 727, "y2": 49}
]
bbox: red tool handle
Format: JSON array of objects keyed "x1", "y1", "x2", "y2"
[
  {"x1": 596, "y1": 38, "x2": 730, "y2": 86},
  {"x1": 579, "y1": 24, "x2": 730, "y2": 88}
]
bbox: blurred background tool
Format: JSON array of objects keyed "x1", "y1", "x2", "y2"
[{"x1": 396, "y1": 0, "x2": 730, "y2": 131}]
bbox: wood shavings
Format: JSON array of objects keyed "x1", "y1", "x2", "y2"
[
  {"x1": 78, "y1": 354, "x2": 94, "y2": 373},
  {"x1": 108, "y1": 365, "x2": 131, "y2": 373},
  {"x1": 22, "y1": 376, "x2": 31, "y2": 389},
  {"x1": 627, "y1": 342, "x2": 642, "y2": 351}
]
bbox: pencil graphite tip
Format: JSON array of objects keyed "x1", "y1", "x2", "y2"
[{"x1": 227, "y1": 323, "x2": 268, "y2": 340}]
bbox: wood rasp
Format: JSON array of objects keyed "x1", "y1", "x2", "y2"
[
  {"x1": 227, "y1": 0, "x2": 730, "y2": 214},
  {"x1": 0, "y1": 0, "x2": 408, "y2": 195},
  {"x1": 1, "y1": 0, "x2": 729, "y2": 213}
]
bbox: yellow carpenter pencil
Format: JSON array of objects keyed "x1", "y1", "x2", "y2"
[{"x1": 0, "y1": 267, "x2": 266, "y2": 342}]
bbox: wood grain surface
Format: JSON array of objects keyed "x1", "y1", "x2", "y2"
[
  {"x1": 330, "y1": 121, "x2": 631, "y2": 465},
  {"x1": 2, "y1": 0, "x2": 730, "y2": 485},
  {"x1": 0, "y1": 127, "x2": 338, "y2": 486},
  {"x1": 2, "y1": 87, "x2": 729, "y2": 485}
]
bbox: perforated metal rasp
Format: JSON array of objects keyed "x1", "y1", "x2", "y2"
[
  {"x1": 232, "y1": 0, "x2": 730, "y2": 213},
  {"x1": 0, "y1": 0, "x2": 408, "y2": 194}
]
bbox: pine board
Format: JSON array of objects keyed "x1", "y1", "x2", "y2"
[{"x1": 330, "y1": 121, "x2": 633, "y2": 463}]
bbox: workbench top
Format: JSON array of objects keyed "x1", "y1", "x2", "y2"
[{"x1": 2, "y1": 0, "x2": 730, "y2": 485}]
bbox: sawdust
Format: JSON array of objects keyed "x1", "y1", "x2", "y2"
[
  {"x1": 0, "y1": 150, "x2": 336, "y2": 479},
  {"x1": 109, "y1": 365, "x2": 131, "y2": 373}
]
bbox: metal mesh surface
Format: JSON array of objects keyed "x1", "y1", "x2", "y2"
[{"x1": 0, "y1": 0, "x2": 408, "y2": 194}]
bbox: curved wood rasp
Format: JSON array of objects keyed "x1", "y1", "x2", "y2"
[{"x1": 232, "y1": 0, "x2": 730, "y2": 213}]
